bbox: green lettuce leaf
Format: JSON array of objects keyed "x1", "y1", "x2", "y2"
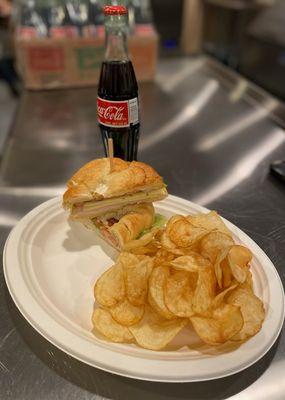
[{"x1": 138, "y1": 213, "x2": 167, "y2": 238}]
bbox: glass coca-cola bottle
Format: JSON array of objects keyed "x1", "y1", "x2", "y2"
[{"x1": 97, "y1": 5, "x2": 140, "y2": 161}]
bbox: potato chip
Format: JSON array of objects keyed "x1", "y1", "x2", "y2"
[
  {"x1": 168, "y1": 217, "x2": 207, "y2": 248},
  {"x1": 148, "y1": 266, "x2": 176, "y2": 319},
  {"x1": 117, "y1": 251, "x2": 142, "y2": 266},
  {"x1": 161, "y1": 232, "x2": 184, "y2": 255},
  {"x1": 192, "y1": 265, "x2": 216, "y2": 316},
  {"x1": 124, "y1": 257, "x2": 153, "y2": 306},
  {"x1": 190, "y1": 304, "x2": 243, "y2": 345},
  {"x1": 129, "y1": 241, "x2": 161, "y2": 256},
  {"x1": 227, "y1": 287, "x2": 265, "y2": 341},
  {"x1": 227, "y1": 245, "x2": 252, "y2": 283},
  {"x1": 122, "y1": 228, "x2": 160, "y2": 252},
  {"x1": 161, "y1": 215, "x2": 199, "y2": 254},
  {"x1": 126, "y1": 246, "x2": 151, "y2": 255},
  {"x1": 170, "y1": 253, "x2": 211, "y2": 272},
  {"x1": 165, "y1": 215, "x2": 184, "y2": 231},
  {"x1": 217, "y1": 305, "x2": 243, "y2": 342},
  {"x1": 154, "y1": 248, "x2": 176, "y2": 267},
  {"x1": 222, "y1": 257, "x2": 233, "y2": 288},
  {"x1": 161, "y1": 215, "x2": 183, "y2": 250},
  {"x1": 94, "y1": 264, "x2": 125, "y2": 307},
  {"x1": 244, "y1": 269, "x2": 253, "y2": 289},
  {"x1": 164, "y1": 271, "x2": 195, "y2": 317},
  {"x1": 214, "y1": 253, "x2": 224, "y2": 289},
  {"x1": 110, "y1": 299, "x2": 144, "y2": 326},
  {"x1": 212, "y1": 284, "x2": 238, "y2": 309},
  {"x1": 191, "y1": 316, "x2": 221, "y2": 345},
  {"x1": 214, "y1": 248, "x2": 231, "y2": 289},
  {"x1": 129, "y1": 306, "x2": 187, "y2": 350},
  {"x1": 188, "y1": 211, "x2": 232, "y2": 236},
  {"x1": 161, "y1": 235, "x2": 200, "y2": 256},
  {"x1": 200, "y1": 231, "x2": 234, "y2": 263},
  {"x1": 92, "y1": 308, "x2": 133, "y2": 343}
]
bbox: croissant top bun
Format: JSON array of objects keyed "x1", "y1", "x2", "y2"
[{"x1": 63, "y1": 158, "x2": 166, "y2": 208}]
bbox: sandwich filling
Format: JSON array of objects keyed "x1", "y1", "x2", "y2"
[
  {"x1": 70, "y1": 187, "x2": 167, "y2": 219},
  {"x1": 76, "y1": 202, "x2": 166, "y2": 250}
]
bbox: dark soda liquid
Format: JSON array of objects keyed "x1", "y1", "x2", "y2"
[{"x1": 98, "y1": 60, "x2": 140, "y2": 161}]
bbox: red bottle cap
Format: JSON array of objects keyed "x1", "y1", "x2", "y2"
[{"x1": 103, "y1": 5, "x2": 128, "y2": 16}]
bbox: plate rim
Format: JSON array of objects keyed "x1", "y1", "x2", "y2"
[{"x1": 3, "y1": 195, "x2": 285, "y2": 382}]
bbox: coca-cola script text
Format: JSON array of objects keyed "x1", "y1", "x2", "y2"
[{"x1": 97, "y1": 97, "x2": 138, "y2": 127}]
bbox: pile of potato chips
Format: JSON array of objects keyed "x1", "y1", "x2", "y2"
[{"x1": 92, "y1": 211, "x2": 265, "y2": 350}]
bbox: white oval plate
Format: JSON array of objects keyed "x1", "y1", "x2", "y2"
[{"x1": 3, "y1": 196, "x2": 285, "y2": 382}]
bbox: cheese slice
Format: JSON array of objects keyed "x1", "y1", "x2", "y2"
[{"x1": 71, "y1": 187, "x2": 167, "y2": 219}]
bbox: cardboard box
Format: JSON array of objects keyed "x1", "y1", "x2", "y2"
[{"x1": 16, "y1": 30, "x2": 158, "y2": 90}]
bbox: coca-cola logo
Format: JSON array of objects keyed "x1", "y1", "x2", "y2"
[
  {"x1": 97, "y1": 97, "x2": 129, "y2": 127},
  {"x1": 98, "y1": 105, "x2": 125, "y2": 121}
]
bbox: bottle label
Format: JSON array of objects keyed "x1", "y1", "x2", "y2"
[
  {"x1": 17, "y1": 27, "x2": 38, "y2": 39},
  {"x1": 82, "y1": 25, "x2": 97, "y2": 38},
  {"x1": 97, "y1": 97, "x2": 139, "y2": 128},
  {"x1": 49, "y1": 26, "x2": 79, "y2": 39}
]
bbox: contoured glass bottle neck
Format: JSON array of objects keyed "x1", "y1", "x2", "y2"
[{"x1": 104, "y1": 14, "x2": 129, "y2": 61}]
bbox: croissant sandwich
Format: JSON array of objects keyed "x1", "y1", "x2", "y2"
[{"x1": 62, "y1": 158, "x2": 168, "y2": 250}]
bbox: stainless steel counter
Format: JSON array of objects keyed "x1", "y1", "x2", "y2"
[{"x1": 0, "y1": 56, "x2": 284, "y2": 400}]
